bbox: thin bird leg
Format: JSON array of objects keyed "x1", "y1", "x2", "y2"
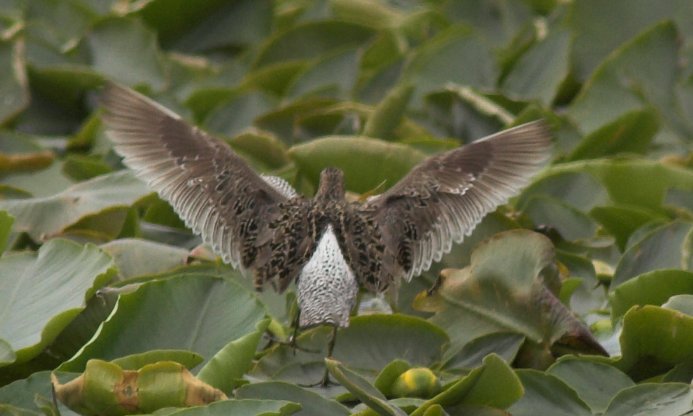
[{"x1": 319, "y1": 325, "x2": 339, "y2": 387}]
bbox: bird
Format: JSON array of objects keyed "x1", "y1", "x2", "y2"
[{"x1": 100, "y1": 82, "x2": 552, "y2": 385}]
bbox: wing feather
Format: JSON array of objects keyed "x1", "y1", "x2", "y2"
[
  {"x1": 365, "y1": 121, "x2": 552, "y2": 281},
  {"x1": 100, "y1": 82, "x2": 293, "y2": 272}
]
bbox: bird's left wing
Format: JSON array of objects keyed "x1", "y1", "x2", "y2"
[
  {"x1": 363, "y1": 121, "x2": 552, "y2": 284},
  {"x1": 100, "y1": 82, "x2": 294, "y2": 274}
]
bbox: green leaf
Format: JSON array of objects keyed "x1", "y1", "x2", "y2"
[
  {"x1": 507, "y1": 370, "x2": 592, "y2": 416},
  {"x1": 0, "y1": 210, "x2": 13, "y2": 254},
  {"x1": 414, "y1": 230, "x2": 604, "y2": 362},
  {"x1": 157, "y1": 399, "x2": 301, "y2": 416},
  {"x1": 253, "y1": 21, "x2": 375, "y2": 68},
  {"x1": 403, "y1": 26, "x2": 497, "y2": 104},
  {"x1": 254, "y1": 314, "x2": 448, "y2": 386},
  {"x1": 204, "y1": 91, "x2": 276, "y2": 137},
  {"x1": 110, "y1": 350, "x2": 204, "y2": 371},
  {"x1": 547, "y1": 357, "x2": 634, "y2": 413},
  {"x1": 362, "y1": 84, "x2": 414, "y2": 140},
  {"x1": 501, "y1": 28, "x2": 571, "y2": 106},
  {"x1": 590, "y1": 204, "x2": 667, "y2": 251},
  {"x1": 523, "y1": 195, "x2": 598, "y2": 241},
  {"x1": 602, "y1": 383, "x2": 693, "y2": 416},
  {"x1": 289, "y1": 135, "x2": 425, "y2": 194},
  {"x1": 374, "y1": 360, "x2": 412, "y2": 398},
  {"x1": 567, "y1": 109, "x2": 659, "y2": 161},
  {"x1": 0, "y1": 38, "x2": 29, "y2": 125},
  {"x1": 535, "y1": 159, "x2": 693, "y2": 212},
  {"x1": 611, "y1": 269, "x2": 693, "y2": 320},
  {"x1": 411, "y1": 354, "x2": 523, "y2": 416},
  {"x1": 0, "y1": 239, "x2": 114, "y2": 365},
  {"x1": 616, "y1": 305, "x2": 693, "y2": 380},
  {"x1": 0, "y1": 171, "x2": 151, "y2": 242},
  {"x1": 326, "y1": 358, "x2": 408, "y2": 416},
  {"x1": 86, "y1": 17, "x2": 166, "y2": 89},
  {"x1": 236, "y1": 381, "x2": 351, "y2": 416},
  {"x1": 663, "y1": 294, "x2": 693, "y2": 316},
  {"x1": 287, "y1": 48, "x2": 360, "y2": 99},
  {"x1": 569, "y1": 22, "x2": 682, "y2": 136},
  {"x1": 99, "y1": 238, "x2": 190, "y2": 280},
  {"x1": 59, "y1": 275, "x2": 266, "y2": 372},
  {"x1": 197, "y1": 319, "x2": 269, "y2": 393},
  {"x1": 568, "y1": 0, "x2": 691, "y2": 81},
  {"x1": 612, "y1": 221, "x2": 693, "y2": 289}
]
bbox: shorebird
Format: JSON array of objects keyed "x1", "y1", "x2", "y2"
[{"x1": 101, "y1": 83, "x2": 552, "y2": 385}]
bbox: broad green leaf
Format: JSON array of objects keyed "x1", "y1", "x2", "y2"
[
  {"x1": 403, "y1": 26, "x2": 497, "y2": 105},
  {"x1": 442, "y1": 333, "x2": 524, "y2": 372},
  {"x1": 569, "y1": 22, "x2": 682, "y2": 136},
  {"x1": 568, "y1": 0, "x2": 692, "y2": 81},
  {"x1": 86, "y1": 17, "x2": 166, "y2": 89},
  {"x1": 617, "y1": 305, "x2": 693, "y2": 380},
  {"x1": 0, "y1": 171, "x2": 151, "y2": 242},
  {"x1": 325, "y1": 358, "x2": 408, "y2": 416},
  {"x1": 0, "y1": 159, "x2": 73, "y2": 197},
  {"x1": 62, "y1": 154, "x2": 113, "y2": 181},
  {"x1": 197, "y1": 319, "x2": 269, "y2": 393},
  {"x1": 254, "y1": 314, "x2": 448, "y2": 386},
  {"x1": 612, "y1": 221, "x2": 693, "y2": 289},
  {"x1": 590, "y1": 204, "x2": 667, "y2": 251},
  {"x1": 100, "y1": 239, "x2": 190, "y2": 280},
  {"x1": 253, "y1": 21, "x2": 374, "y2": 68},
  {"x1": 603, "y1": 383, "x2": 693, "y2": 416},
  {"x1": 411, "y1": 354, "x2": 522, "y2": 416},
  {"x1": 507, "y1": 370, "x2": 592, "y2": 416},
  {"x1": 59, "y1": 275, "x2": 266, "y2": 372},
  {"x1": 501, "y1": 28, "x2": 571, "y2": 106},
  {"x1": 155, "y1": 399, "x2": 301, "y2": 416},
  {"x1": 438, "y1": 0, "x2": 533, "y2": 49},
  {"x1": 110, "y1": 350, "x2": 204, "y2": 371},
  {"x1": 536, "y1": 159, "x2": 693, "y2": 211},
  {"x1": 203, "y1": 91, "x2": 276, "y2": 137},
  {"x1": 0, "y1": 131, "x2": 54, "y2": 174},
  {"x1": 413, "y1": 230, "x2": 604, "y2": 363},
  {"x1": 374, "y1": 360, "x2": 412, "y2": 398},
  {"x1": 663, "y1": 294, "x2": 693, "y2": 316},
  {"x1": 228, "y1": 130, "x2": 291, "y2": 169},
  {"x1": 518, "y1": 171, "x2": 609, "y2": 213},
  {"x1": 287, "y1": 48, "x2": 360, "y2": 99},
  {"x1": 161, "y1": 0, "x2": 272, "y2": 52},
  {"x1": 611, "y1": 270, "x2": 693, "y2": 320},
  {"x1": 0, "y1": 210, "x2": 13, "y2": 254},
  {"x1": 330, "y1": 0, "x2": 404, "y2": 29},
  {"x1": 0, "y1": 370, "x2": 68, "y2": 411},
  {"x1": 53, "y1": 360, "x2": 227, "y2": 415},
  {"x1": 289, "y1": 135, "x2": 425, "y2": 194},
  {"x1": 523, "y1": 195, "x2": 598, "y2": 241},
  {"x1": 548, "y1": 357, "x2": 634, "y2": 413},
  {"x1": 0, "y1": 38, "x2": 28, "y2": 125},
  {"x1": 236, "y1": 381, "x2": 351, "y2": 416},
  {"x1": 362, "y1": 84, "x2": 413, "y2": 140},
  {"x1": 567, "y1": 110, "x2": 659, "y2": 161},
  {"x1": 0, "y1": 239, "x2": 114, "y2": 365}
]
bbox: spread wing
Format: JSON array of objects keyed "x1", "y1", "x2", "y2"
[
  {"x1": 364, "y1": 121, "x2": 552, "y2": 282},
  {"x1": 100, "y1": 82, "x2": 295, "y2": 273}
]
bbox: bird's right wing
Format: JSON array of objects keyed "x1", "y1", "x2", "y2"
[{"x1": 100, "y1": 82, "x2": 293, "y2": 274}]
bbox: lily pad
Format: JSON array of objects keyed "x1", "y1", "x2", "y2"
[
  {"x1": 0, "y1": 239, "x2": 114, "y2": 365},
  {"x1": 59, "y1": 275, "x2": 266, "y2": 372}
]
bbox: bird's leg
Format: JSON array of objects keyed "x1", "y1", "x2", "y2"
[{"x1": 319, "y1": 325, "x2": 339, "y2": 387}]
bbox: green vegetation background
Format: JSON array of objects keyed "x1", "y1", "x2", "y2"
[{"x1": 0, "y1": 0, "x2": 692, "y2": 415}]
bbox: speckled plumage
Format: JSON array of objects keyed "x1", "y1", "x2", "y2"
[{"x1": 100, "y1": 82, "x2": 553, "y2": 330}]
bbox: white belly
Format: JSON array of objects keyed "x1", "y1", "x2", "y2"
[{"x1": 297, "y1": 224, "x2": 359, "y2": 328}]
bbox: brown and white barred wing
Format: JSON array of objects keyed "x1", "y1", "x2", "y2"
[
  {"x1": 365, "y1": 121, "x2": 553, "y2": 282},
  {"x1": 100, "y1": 83, "x2": 289, "y2": 273}
]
